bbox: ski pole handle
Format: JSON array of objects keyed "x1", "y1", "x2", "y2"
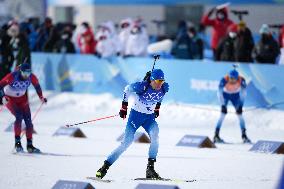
[
  {"x1": 66, "y1": 114, "x2": 119, "y2": 127},
  {"x1": 151, "y1": 54, "x2": 160, "y2": 71}
]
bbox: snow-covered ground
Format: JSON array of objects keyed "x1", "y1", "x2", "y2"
[{"x1": 0, "y1": 91, "x2": 284, "y2": 189}]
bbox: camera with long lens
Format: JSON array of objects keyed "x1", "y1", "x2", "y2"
[
  {"x1": 231, "y1": 10, "x2": 249, "y2": 21},
  {"x1": 268, "y1": 24, "x2": 284, "y2": 29}
]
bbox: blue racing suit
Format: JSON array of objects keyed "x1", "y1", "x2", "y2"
[
  {"x1": 216, "y1": 75, "x2": 247, "y2": 131},
  {"x1": 106, "y1": 81, "x2": 169, "y2": 164}
]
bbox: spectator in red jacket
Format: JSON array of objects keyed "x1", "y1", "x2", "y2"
[
  {"x1": 78, "y1": 22, "x2": 97, "y2": 54},
  {"x1": 201, "y1": 6, "x2": 234, "y2": 60}
]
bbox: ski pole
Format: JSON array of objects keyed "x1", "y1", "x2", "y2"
[
  {"x1": 144, "y1": 55, "x2": 160, "y2": 81},
  {"x1": 65, "y1": 114, "x2": 119, "y2": 127},
  {"x1": 32, "y1": 101, "x2": 45, "y2": 121}
]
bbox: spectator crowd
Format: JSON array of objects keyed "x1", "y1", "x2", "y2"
[
  {"x1": 172, "y1": 5, "x2": 283, "y2": 65},
  {"x1": 1, "y1": 5, "x2": 284, "y2": 81}
]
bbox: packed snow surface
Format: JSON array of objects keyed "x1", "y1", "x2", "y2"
[{"x1": 0, "y1": 91, "x2": 283, "y2": 189}]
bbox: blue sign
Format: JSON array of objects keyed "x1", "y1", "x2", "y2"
[
  {"x1": 52, "y1": 180, "x2": 95, "y2": 189},
  {"x1": 176, "y1": 135, "x2": 216, "y2": 148},
  {"x1": 249, "y1": 140, "x2": 284, "y2": 154}
]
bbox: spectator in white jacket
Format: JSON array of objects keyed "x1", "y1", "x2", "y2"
[
  {"x1": 118, "y1": 18, "x2": 133, "y2": 56},
  {"x1": 125, "y1": 23, "x2": 149, "y2": 57},
  {"x1": 95, "y1": 23, "x2": 117, "y2": 58}
]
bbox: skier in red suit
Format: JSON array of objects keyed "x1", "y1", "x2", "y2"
[{"x1": 0, "y1": 63, "x2": 47, "y2": 153}]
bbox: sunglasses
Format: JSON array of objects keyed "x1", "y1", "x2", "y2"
[
  {"x1": 229, "y1": 78, "x2": 237, "y2": 82},
  {"x1": 154, "y1": 79, "x2": 165, "y2": 85}
]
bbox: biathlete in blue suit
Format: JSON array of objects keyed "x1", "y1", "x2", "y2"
[
  {"x1": 96, "y1": 69, "x2": 169, "y2": 179},
  {"x1": 213, "y1": 69, "x2": 251, "y2": 143}
]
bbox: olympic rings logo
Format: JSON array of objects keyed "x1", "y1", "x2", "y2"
[
  {"x1": 257, "y1": 142, "x2": 274, "y2": 153},
  {"x1": 142, "y1": 92, "x2": 163, "y2": 102},
  {"x1": 11, "y1": 80, "x2": 31, "y2": 90}
]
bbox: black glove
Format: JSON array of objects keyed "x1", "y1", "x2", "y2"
[
  {"x1": 221, "y1": 105, "x2": 227, "y2": 114},
  {"x1": 143, "y1": 71, "x2": 151, "y2": 82},
  {"x1": 236, "y1": 106, "x2": 243, "y2": 114},
  {"x1": 154, "y1": 102, "x2": 161, "y2": 118},
  {"x1": 41, "y1": 97, "x2": 47, "y2": 103},
  {"x1": 119, "y1": 101, "x2": 128, "y2": 119}
]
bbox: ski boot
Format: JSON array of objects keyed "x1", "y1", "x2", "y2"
[
  {"x1": 15, "y1": 136, "x2": 23, "y2": 152},
  {"x1": 213, "y1": 129, "x2": 224, "y2": 143},
  {"x1": 15, "y1": 141, "x2": 24, "y2": 152},
  {"x1": 242, "y1": 129, "x2": 251, "y2": 144},
  {"x1": 146, "y1": 158, "x2": 161, "y2": 179},
  {"x1": 96, "y1": 161, "x2": 111, "y2": 179},
  {"x1": 26, "y1": 139, "x2": 41, "y2": 153}
]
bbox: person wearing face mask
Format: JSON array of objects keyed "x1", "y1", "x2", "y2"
[
  {"x1": 171, "y1": 23, "x2": 191, "y2": 59},
  {"x1": 53, "y1": 26, "x2": 75, "y2": 54},
  {"x1": 78, "y1": 22, "x2": 97, "y2": 54},
  {"x1": 0, "y1": 63, "x2": 47, "y2": 153},
  {"x1": 213, "y1": 69, "x2": 251, "y2": 144},
  {"x1": 234, "y1": 21, "x2": 254, "y2": 63},
  {"x1": 35, "y1": 17, "x2": 54, "y2": 52},
  {"x1": 95, "y1": 22, "x2": 119, "y2": 58},
  {"x1": 118, "y1": 18, "x2": 133, "y2": 56},
  {"x1": 95, "y1": 69, "x2": 169, "y2": 180},
  {"x1": 216, "y1": 24, "x2": 238, "y2": 62},
  {"x1": 95, "y1": 28, "x2": 117, "y2": 58},
  {"x1": 201, "y1": 6, "x2": 234, "y2": 60},
  {"x1": 187, "y1": 27, "x2": 204, "y2": 59},
  {"x1": 6, "y1": 20, "x2": 31, "y2": 68},
  {"x1": 252, "y1": 24, "x2": 280, "y2": 64},
  {"x1": 125, "y1": 24, "x2": 149, "y2": 57}
]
